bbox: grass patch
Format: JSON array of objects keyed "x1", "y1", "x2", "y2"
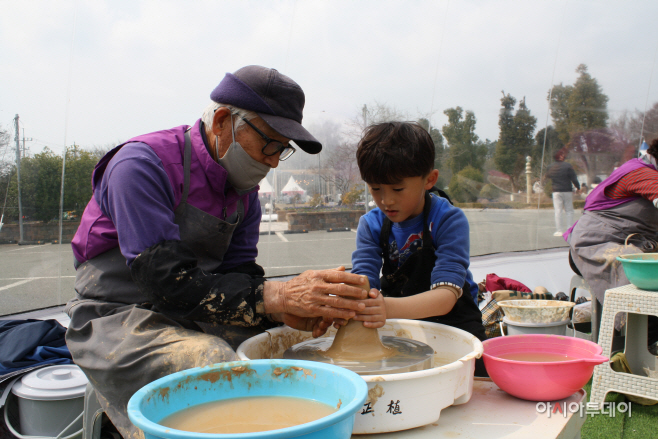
[
  {"x1": 622, "y1": 401, "x2": 658, "y2": 438},
  {"x1": 581, "y1": 378, "x2": 658, "y2": 439}
]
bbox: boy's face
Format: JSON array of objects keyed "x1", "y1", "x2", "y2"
[{"x1": 368, "y1": 170, "x2": 439, "y2": 223}]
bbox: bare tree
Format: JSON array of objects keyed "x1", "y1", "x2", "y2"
[
  {"x1": 611, "y1": 102, "x2": 658, "y2": 146},
  {"x1": 346, "y1": 102, "x2": 409, "y2": 140},
  {"x1": 275, "y1": 119, "x2": 345, "y2": 175},
  {"x1": 307, "y1": 103, "x2": 409, "y2": 202},
  {"x1": 0, "y1": 125, "x2": 9, "y2": 149},
  {"x1": 0, "y1": 125, "x2": 13, "y2": 193},
  {"x1": 88, "y1": 143, "x2": 116, "y2": 160},
  {"x1": 318, "y1": 141, "x2": 362, "y2": 198},
  {"x1": 640, "y1": 102, "x2": 658, "y2": 143},
  {"x1": 308, "y1": 119, "x2": 344, "y2": 151}
]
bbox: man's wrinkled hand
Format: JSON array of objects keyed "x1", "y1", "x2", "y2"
[
  {"x1": 281, "y1": 314, "x2": 335, "y2": 338},
  {"x1": 267, "y1": 267, "x2": 368, "y2": 321}
]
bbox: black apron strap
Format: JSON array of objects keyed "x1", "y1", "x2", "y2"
[
  {"x1": 381, "y1": 191, "x2": 433, "y2": 271},
  {"x1": 380, "y1": 191, "x2": 433, "y2": 295},
  {"x1": 420, "y1": 191, "x2": 433, "y2": 250},
  {"x1": 429, "y1": 186, "x2": 453, "y2": 206},
  {"x1": 380, "y1": 217, "x2": 394, "y2": 275}
]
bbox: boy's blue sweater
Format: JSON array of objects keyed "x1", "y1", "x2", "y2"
[{"x1": 351, "y1": 193, "x2": 478, "y2": 302}]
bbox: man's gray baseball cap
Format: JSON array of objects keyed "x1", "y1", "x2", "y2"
[{"x1": 210, "y1": 65, "x2": 322, "y2": 154}]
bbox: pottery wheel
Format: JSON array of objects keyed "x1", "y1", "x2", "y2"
[
  {"x1": 285, "y1": 277, "x2": 434, "y2": 375},
  {"x1": 283, "y1": 335, "x2": 434, "y2": 376}
]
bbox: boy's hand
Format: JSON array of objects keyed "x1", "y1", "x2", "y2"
[{"x1": 351, "y1": 288, "x2": 387, "y2": 328}]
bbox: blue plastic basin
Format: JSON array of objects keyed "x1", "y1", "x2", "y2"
[
  {"x1": 617, "y1": 253, "x2": 658, "y2": 291},
  {"x1": 127, "y1": 359, "x2": 367, "y2": 439}
]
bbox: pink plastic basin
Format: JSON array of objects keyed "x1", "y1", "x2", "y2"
[{"x1": 482, "y1": 334, "x2": 608, "y2": 401}]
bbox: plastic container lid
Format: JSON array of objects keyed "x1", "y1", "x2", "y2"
[
  {"x1": 12, "y1": 365, "x2": 88, "y2": 401},
  {"x1": 503, "y1": 317, "x2": 570, "y2": 328}
]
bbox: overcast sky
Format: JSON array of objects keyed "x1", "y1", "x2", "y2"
[{"x1": 2, "y1": 0, "x2": 658, "y2": 157}]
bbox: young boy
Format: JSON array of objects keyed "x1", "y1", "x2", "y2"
[{"x1": 349, "y1": 122, "x2": 487, "y2": 348}]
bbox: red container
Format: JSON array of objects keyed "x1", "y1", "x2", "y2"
[{"x1": 482, "y1": 334, "x2": 608, "y2": 401}]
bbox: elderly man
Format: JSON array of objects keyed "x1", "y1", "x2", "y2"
[{"x1": 66, "y1": 65, "x2": 367, "y2": 438}]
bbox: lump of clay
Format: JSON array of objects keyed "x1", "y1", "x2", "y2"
[{"x1": 322, "y1": 278, "x2": 394, "y2": 361}]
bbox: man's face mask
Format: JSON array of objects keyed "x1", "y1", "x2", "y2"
[{"x1": 217, "y1": 114, "x2": 271, "y2": 191}]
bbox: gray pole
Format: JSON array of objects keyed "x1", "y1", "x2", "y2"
[
  {"x1": 318, "y1": 153, "x2": 321, "y2": 198},
  {"x1": 21, "y1": 129, "x2": 33, "y2": 158},
  {"x1": 58, "y1": 144, "x2": 68, "y2": 245},
  {"x1": 13, "y1": 115, "x2": 23, "y2": 242},
  {"x1": 363, "y1": 105, "x2": 369, "y2": 213}
]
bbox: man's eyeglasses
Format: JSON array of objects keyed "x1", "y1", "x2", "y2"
[{"x1": 240, "y1": 116, "x2": 296, "y2": 161}]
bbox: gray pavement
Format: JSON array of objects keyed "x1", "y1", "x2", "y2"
[
  {"x1": 0, "y1": 208, "x2": 581, "y2": 316},
  {"x1": 0, "y1": 243, "x2": 76, "y2": 316},
  {"x1": 464, "y1": 208, "x2": 580, "y2": 255}
]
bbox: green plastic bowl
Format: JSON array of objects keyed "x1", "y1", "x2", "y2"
[{"x1": 617, "y1": 254, "x2": 658, "y2": 291}]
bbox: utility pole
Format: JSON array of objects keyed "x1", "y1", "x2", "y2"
[
  {"x1": 21, "y1": 129, "x2": 33, "y2": 157},
  {"x1": 273, "y1": 168, "x2": 278, "y2": 208},
  {"x1": 13, "y1": 115, "x2": 23, "y2": 242},
  {"x1": 318, "y1": 153, "x2": 321, "y2": 199}
]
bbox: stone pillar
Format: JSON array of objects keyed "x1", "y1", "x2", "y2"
[{"x1": 526, "y1": 156, "x2": 532, "y2": 204}]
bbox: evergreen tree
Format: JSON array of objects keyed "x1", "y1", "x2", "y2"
[
  {"x1": 3, "y1": 146, "x2": 99, "y2": 222},
  {"x1": 549, "y1": 64, "x2": 609, "y2": 145},
  {"x1": 448, "y1": 165, "x2": 484, "y2": 203},
  {"x1": 548, "y1": 65, "x2": 612, "y2": 184},
  {"x1": 417, "y1": 117, "x2": 444, "y2": 170},
  {"x1": 494, "y1": 93, "x2": 537, "y2": 192},
  {"x1": 63, "y1": 145, "x2": 99, "y2": 216},
  {"x1": 12, "y1": 148, "x2": 62, "y2": 222},
  {"x1": 531, "y1": 126, "x2": 564, "y2": 178},
  {"x1": 441, "y1": 107, "x2": 485, "y2": 174}
]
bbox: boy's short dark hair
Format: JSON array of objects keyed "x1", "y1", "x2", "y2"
[
  {"x1": 356, "y1": 122, "x2": 435, "y2": 184},
  {"x1": 648, "y1": 138, "x2": 658, "y2": 161}
]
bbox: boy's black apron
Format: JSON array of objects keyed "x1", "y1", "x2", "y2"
[
  {"x1": 65, "y1": 131, "x2": 263, "y2": 439},
  {"x1": 379, "y1": 191, "x2": 487, "y2": 342}
]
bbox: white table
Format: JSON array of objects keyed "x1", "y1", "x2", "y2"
[{"x1": 353, "y1": 378, "x2": 587, "y2": 439}]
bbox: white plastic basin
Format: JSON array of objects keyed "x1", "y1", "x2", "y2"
[{"x1": 237, "y1": 319, "x2": 483, "y2": 434}]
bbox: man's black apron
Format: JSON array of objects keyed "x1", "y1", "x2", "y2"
[
  {"x1": 568, "y1": 197, "x2": 658, "y2": 334},
  {"x1": 378, "y1": 192, "x2": 487, "y2": 375},
  {"x1": 568, "y1": 197, "x2": 658, "y2": 304},
  {"x1": 65, "y1": 131, "x2": 262, "y2": 439}
]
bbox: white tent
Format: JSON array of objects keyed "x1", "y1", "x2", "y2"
[
  {"x1": 258, "y1": 177, "x2": 273, "y2": 195},
  {"x1": 281, "y1": 176, "x2": 305, "y2": 195}
]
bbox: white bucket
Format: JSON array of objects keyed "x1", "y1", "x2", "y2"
[
  {"x1": 7, "y1": 365, "x2": 88, "y2": 439},
  {"x1": 501, "y1": 317, "x2": 573, "y2": 336}
]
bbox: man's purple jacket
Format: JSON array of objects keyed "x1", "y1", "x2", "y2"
[{"x1": 72, "y1": 119, "x2": 261, "y2": 269}]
